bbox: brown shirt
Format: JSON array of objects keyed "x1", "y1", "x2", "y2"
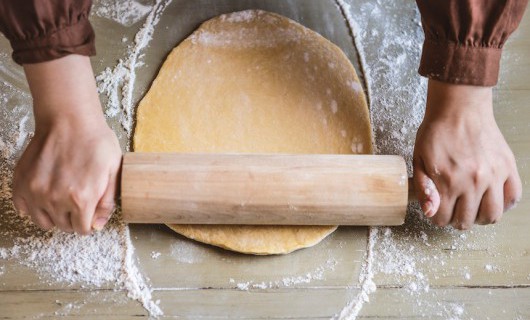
[
  {"x1": 417, "y1": 0, "x2": 528, "y2": 86},
  {"x1": 0, "y1": 0, "x2": 527, "y2": 86},
  {"x1": 0, "y1": 0, "x2": 95, "y2": 65}
]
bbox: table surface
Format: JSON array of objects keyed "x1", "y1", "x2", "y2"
[{"x1": 0, "y1": 0, "x2": 529, "y2": 319}]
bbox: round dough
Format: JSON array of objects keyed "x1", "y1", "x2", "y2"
[{"x1": 133, "y1": 10, "x2": 372, "y2": 255}]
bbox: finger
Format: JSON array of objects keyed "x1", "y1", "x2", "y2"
[
  {"x1": 476, "y1": 187, "x2": 503, "y2": 225},
  {"x1": 70, "y1": 197, "x2": 97, "y2": 236},
  {"x1": 30, "y1": 208, "x2": 55, "y2": 231},
  {"x1": 12, "y1": 196, "x2": 29, "y2": 217},
  {"x1": 71, "y1": 208, "x2": 95, "y2": 235},
  {"x1": 47, "y1": 211, "x2": 74, "y2": 233},
  {"x1": 413, "y1": 158, "x2": 441, "y2": 218},
  {"x1": 92, "y1": 173, "x2": 118, "y2": 231},
  {"x1": 431, "y1": 191, "x2": 457, "y2": 227},
  {"x1": 504, "y1": 173, "x2": 523, "y2": 212},
  {"x1": 451, "y1": 195, "x2": 480, "y2": 230}
]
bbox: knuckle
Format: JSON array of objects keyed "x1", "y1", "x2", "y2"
[
  {"x1": 97, "y1": 201, "x2": 116, "y2": 213},
  {"x1": 69, "y1": 188, "x2": 92, "y2": 210},
  {"x1": 470, "y1": 167, "x2": 488, "y2": 187},
  {"x1": 425, "y1": 164, "x2": 442, "y2": 178},
  {"x1": 28, "y1": 180, "x2": 48, "y2": 196},
  {"x1": 48, "y1": 190, "x2": 63, "y2": 206}
]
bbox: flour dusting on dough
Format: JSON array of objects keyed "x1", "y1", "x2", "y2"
[{"x1": 135, "y1": 10, "x2": 372, "y2": 255}]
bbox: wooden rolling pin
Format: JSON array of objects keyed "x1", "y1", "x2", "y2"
[{"x1": 121, "y1": 153, "x2": 412, "y2": 226}]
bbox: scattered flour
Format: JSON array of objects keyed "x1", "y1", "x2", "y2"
[
  {"x1": 220, "y1": 10, "x2": 259, "y2": 23},
  {"x1": 333, "y1": 228, "x2": 377, "y2": 320},
  {"x1": 169, "y1": 240, "x2": 207, "y2": 264},
  {"x1": 93, "y1": 0, "x2": 152, "y2": 27},
  {"x1": 0, "y1": 0, "x2": 174, "y2": 317},
  {"x1": 333, "y1": 0, "x2": 505, "y2": 318},
  {"x1": 97, "y1": 0, "x2": 173, "y2": 143},
  {"x1": 191, "y1": 13, "x2": 302, "y2": 49},
  {"x1": 0, "y1": 1, "x2": 513, "y2": 319},
  {"x1": 232, "y1": 258, "x2": 338, "y2": 291},
  {"x1": 2, "y1": 223, "x2": 122, "y2": 286}
]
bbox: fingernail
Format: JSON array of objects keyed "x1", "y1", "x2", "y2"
[
  {"x1": 505, "y1": 199, "x2": 519, "y2": 212},
  {"x1": 424, "y1": 187, "x2": 432, "y2": 196},
  {"x1": 92, "y1": 218, "x2": 108, "y2": 231},
  {"x1": 423, "y1": 201, "x2": 434, "y2": 218},
  {"x1": 18, "y1": 208, "x2": 28, "y2": 217}
]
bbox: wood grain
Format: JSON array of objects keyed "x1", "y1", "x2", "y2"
[{"x1": 121, "y1": 153, "x2": 409, "y2": 226}]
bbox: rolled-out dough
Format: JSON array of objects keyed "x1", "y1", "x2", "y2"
[{"x1": 133, "y1": 10, "x2": 372, "y2": 255}]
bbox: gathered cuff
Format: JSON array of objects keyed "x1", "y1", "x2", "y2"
[
  {"x1": 10, "y1": 16, "x2": 95, "y2": 65},
  {"x1": 418, "y1": 39, "x2": 502, "y2": 87}
]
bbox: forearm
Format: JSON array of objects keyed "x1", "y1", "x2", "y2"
[
  {"x1": 23, "y1": 55, "x2": 104, "y2": 130},
  {"x1": 424, "y1": 80, "x2": 493, "y2": 120}
]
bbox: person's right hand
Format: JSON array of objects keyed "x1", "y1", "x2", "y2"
[{"x1": 12, "y1": 55, "x2": 122, "y2": 234}]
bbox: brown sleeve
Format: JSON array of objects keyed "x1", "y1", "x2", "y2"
[
  {"x1": 0, "y1": 0, "x2": 95, "y2": 65},
  {"x1": 416, "y1": 0, "x2": 528, "y2": 86}
]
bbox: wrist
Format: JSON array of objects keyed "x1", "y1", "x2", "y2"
[
  {"x1": 23, "y1": 55, "x2": 105, "y2": 129},
  {"x1": 423, "y1": 79, "x2": 493, "y2": 122}
]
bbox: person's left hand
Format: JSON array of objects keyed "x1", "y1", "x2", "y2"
[{"x1": 413, "y1": 79, "x2": 522, "y2": 230}]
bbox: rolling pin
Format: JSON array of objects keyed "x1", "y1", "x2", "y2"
[{"x1": 121, "y1": 153, "x2": 413, "y2": 226}]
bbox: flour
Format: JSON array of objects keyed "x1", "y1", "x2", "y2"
[
  {"x1": 232, "y1": 258, "x2": 338, "y2": 291},
  {"x1": 333, "y1": 0, "x2": 489, "y2": 318},
  {"x1": 0, "y1": 1, "x2": 507, "y2": 318},
  {"x1": 191, "y1": 25, "x2": 300, "y2": 49},
  {"x1": 120, "y1": 226, "x2": 162, "y2": 316},
  {"x1": 93, "y1": 0, "x2": 152, "y2": 27},
  {"x1": 169, "y1": 240, "x2": 207, "y2": 264},
  {"x1": 333, "y1": 227, "x2": 377, "y2": 320},
  {"x1": 97, "y1": 0, "x2": 173, "y2": 142},
  {"x1": 220, "y1": 10, "x2": 259, "y2": 23},
  {"x1": 2, "y1": 222, "x2": 122, "y2": 286},
  {"x1": 0, "y1": 0, "x2": 174, "y2": 317}
]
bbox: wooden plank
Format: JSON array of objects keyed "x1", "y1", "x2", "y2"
[
  {"x1": 0, "y1": 289, "x2": 147, "y2": 319},
  {"x1": 498, "y1": 42, "x2": 530, "y2": 91},
  {"x1": 3, "y1": 287, "x2": 527, "y2": 319},
  {"x1": 509, "y1": 8, "x2": 530, "y2": 41},
  {"x1": 0, "y1": 288, "x2": 357, "y2": 319},
  {"x1": 372, "y1": 200, "x2": 530, "y2": 287},
  {"x1": 359, "y1": 287, "x2": 530, "y2": 319},
  {"x1": 495, "y1": 89, "x2": 530, "y2": 140},
  {"x1": 130, "y1": 225, "x2": 367, "y2": 289},
  {"x1": 152, "y1": 287, "x2": 358, "y2": 319},
  {"x1": 0, "y1": 225, "x2": 368, "y2": 291}
]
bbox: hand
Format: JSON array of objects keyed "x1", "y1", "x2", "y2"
[
  {"x1": 12, "y1": 55, "x2": 122, "y2": 234},
  {"x1": 413, "y1": 80, "x2": 522, "y2": 230}
]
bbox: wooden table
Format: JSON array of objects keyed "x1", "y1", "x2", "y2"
[{"x1": 0, "y1": 1, "x2": 529, "y2": 318}]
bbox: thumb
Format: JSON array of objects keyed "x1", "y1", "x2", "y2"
[
  {"x1": 413, "y1": 158, "x2": 440, "y2": 218},
  {"x1": 92, "y1": 172, "x2": 118, "y2": 231}
]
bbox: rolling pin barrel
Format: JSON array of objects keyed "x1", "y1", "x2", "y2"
[{"x1": 121, "y1": 153, "x2": 409, "y2": 226}]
